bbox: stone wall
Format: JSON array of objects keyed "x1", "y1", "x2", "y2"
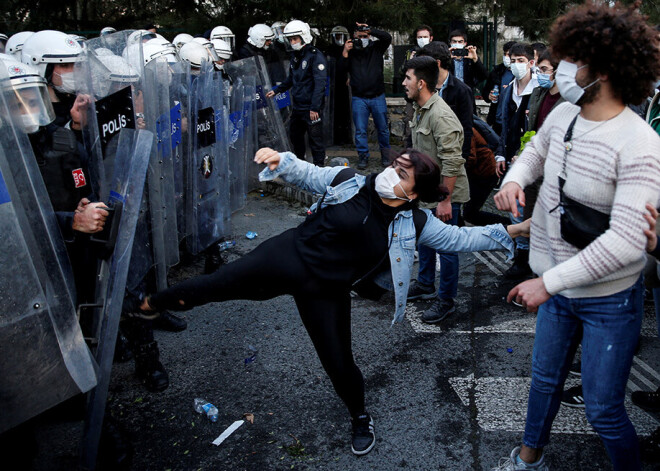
[{"x1": 364, "y1": 97, "x2": 490, "y2": 147}]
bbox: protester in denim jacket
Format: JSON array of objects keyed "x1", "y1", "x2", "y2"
[{"x1": 140, "y1": 148, "x2": 526, "y2": 457}]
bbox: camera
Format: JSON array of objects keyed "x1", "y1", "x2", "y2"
[
  {"x1": 452, "y1": 47, "x2": 469, "y2": 57},
  {"x1": 351, "y1": 38, "x2": 365, "y2": 50}
]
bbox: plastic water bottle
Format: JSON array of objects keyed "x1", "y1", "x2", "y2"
[
  {"x1": 492, "y1": 85, "x2": 499, "y2": 103},
  {"x1": 193, "y1": 398, "x2": 219, "y2": 422},
  {"x1": 217, "y1": 240, "x2": 235, "y2": 251}
]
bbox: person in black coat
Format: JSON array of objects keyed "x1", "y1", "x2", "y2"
[
  {"x1": 482, "y1": 41, "x2": 516, "y2": 135},
  {"x1": 447, "y1": 30, "x2": 487, "y2": 93}
]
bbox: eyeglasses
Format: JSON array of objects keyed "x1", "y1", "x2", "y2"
[{"x1": 538, "y1": 66, "x2": 554, "y2": 74}]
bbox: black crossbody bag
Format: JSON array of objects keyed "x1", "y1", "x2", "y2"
[{"x1": 550, "y1": 114, "x2": 611, "y2": 249}]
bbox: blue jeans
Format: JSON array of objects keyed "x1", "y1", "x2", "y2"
[
  {"x1": 351, "y1": 94, "x2": 390, "y2": 157},
  {"x1": 417, "y1": 204, "x2": 461, "y2": 300},
  {"x1": 523, "y1": 276, "x2": 644, "y2": 470},
  {"x1": 509, "y1": 200, "x2": 529, "y2": 250}
]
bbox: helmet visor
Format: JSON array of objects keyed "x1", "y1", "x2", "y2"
[{"x1": 7, "y1": 83, "x2": 55, "y2": 127}]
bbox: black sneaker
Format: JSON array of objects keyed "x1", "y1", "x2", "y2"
[
  {"x1": 568, "y1": 361, "x2": 581, "y2": 377},
  {"x1": 504, "y1": 249, "x2": 532, "y2": 280},
  {"x1": 632, "y1": 387, "x2": 660, "y2": 412},
  {"x1": 421, "y1": 298, "x2": 455, "y2": 324},
  {"x1": 153, "y1": 310, "x2": 188, "y2": 332},
  {"x1": 351, "y1": 414, "x2": 375, "y2": 456},
  {"x1": 561, "y1": 385, "x2": 585, "y2": 408},
  {"x1": 407, "y1": 281, "x2": 436, "y2": 300},
  {"x1": 357, "y1": 154, "x2": 368, "y2": 170}
]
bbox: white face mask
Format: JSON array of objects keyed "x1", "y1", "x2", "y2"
[
  {"x1": 503, "y1": 55, "x2": 511, "y2": 68},
  {"x1": 510, "y1": 62, "x2": 529, "y2": 81},
  {"x1": 291, "y1": 42, "x2": 303, "y2": 51},
  {"x1": 21, "y1": 114, "x2": 40, "y2": 134},
  {"x1": 53, "y1": 71, "x2": 77, "y2": 94},
  {"x1": 450, "y1": 43, "x2": 464, "y2": 49},
  {"x1": 360, "y1": 38, "x2": 370, "y2": 48},
  {"x1": 417, "y1": 37, "x2": 430, "y2": 48},
  {"x1": 375, "y1": 167, "x2": 412, "y2": 202},
  {"x1": 555, "y1": 60, "x2": 600, "y2": 105}
]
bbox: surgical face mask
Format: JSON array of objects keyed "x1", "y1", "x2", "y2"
[
  {"x1": 510, "y1": 62, "x2": 529, "y2": 81},
  {"x1": 291, "y1": 42, "x2": 303, "y2": 51},
  {"x1": 450, "y1": 43, "x2": 464, "y2": 49},
  {"x1": 503, "y1": 55, "x2": 511, "y2": 68},
  {"x1": 21, "y1": 114, "x2": 40, "y2": 134},
  {"x1": 53, "y1": 71, "x2": 77, "y2": 94},
  {"x1": 263, "y1": 43, "x2": 270, "y2": 50},
  {"x1": 417, "y1": 37, "x2": 430, "y2": 48},
  {"x1": 537, "y1": 73, "x2": 555, "y2": 89},
  {"x1": 375, "y1": 167, "x2": 412, "y2": 201},
  {"x1": 555, "y1": 60, "x2": 600, "y2": 105},
  {"x1": 360, "y1": 38, "x2": 370, "y2": 48}
]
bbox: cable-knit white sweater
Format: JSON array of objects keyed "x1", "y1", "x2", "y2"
[{"x1": 503, "y1": 102, "x2": 660, "y2": 298}]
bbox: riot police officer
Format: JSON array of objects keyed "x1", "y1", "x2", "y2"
[
  {"x1": 21, "y1": 30, "x2": 85, "y2": 127},
  {"x1": 266, "y1": 20, "x2": 327, "y2": 166}
]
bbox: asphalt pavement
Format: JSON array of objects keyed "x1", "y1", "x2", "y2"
[{"x1": 29, "y1": 184, "x2": 660, "y2": 471}]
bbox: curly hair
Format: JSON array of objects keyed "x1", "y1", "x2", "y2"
[{"x1": 549, "y1": 1, "x2": 660, "y2": 105}]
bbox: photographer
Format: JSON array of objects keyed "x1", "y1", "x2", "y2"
[
  {"x1": 340, "y1": 22, "x2": 392, "y2": 169},
  {"x1": 448, "y1": 30, "x2": 487, "y2": 93}
]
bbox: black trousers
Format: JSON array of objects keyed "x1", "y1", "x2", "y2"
[
  {"x1": 290, "y1": 109, "x2": 325, "y2": 165},
  {"x1": 150, "y1": 229, "x2": 365, "y2": 418},
  {"x1": 463, "y1": 172, "x2": 510, "y2": 226}
]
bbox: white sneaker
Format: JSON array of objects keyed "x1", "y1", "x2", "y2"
[{"x1": 491, "y1": 447, "x2": 549, "y2": 470}]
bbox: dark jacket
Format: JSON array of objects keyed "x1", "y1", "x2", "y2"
[
  {"x1": 495, "y1": 80, "x2": 532, "y2": 161},
  {"x1": 339, "y1": 29, "x2": 392, "y2": 98},
  {"x1": 450, "y1": 57, "x2": 487, "y2": 92},
  {"x1": 527, "y1": 87, "x2": 565, "y2": 132},
  {"x1": 439, "y1": 72, "x2": 475, "y2": 160},
  {"x1": 238, "y1": 42, "x2": 287, "y2": 84},
  {"x1": 482, "y1": 63, "x2": 508, "y2": 126},
  {"x1": 272, "y1": 45, "x2": 328, "y2": 112}
]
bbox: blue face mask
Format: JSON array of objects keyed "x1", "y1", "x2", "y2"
[{"x1": 537, "y1": 72, "x2": 555, "y2": 89}]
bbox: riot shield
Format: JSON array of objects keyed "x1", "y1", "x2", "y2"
[
  {"x1": 224, "y1": 56, "x2": 291, "y2": 153},
  {"x1": 168, "y1": 60, "x2": 192, "y2": 242},
  {"x1": 80, "y1": 32, "x2": 178, "y2": 293},
  {"x1": 0, "y1": 70, "x2": 96, "y2": 433},
  {"x1": 144, "y1": 56, "x2": 180, "y2": 276},
  {"x1": 243, "y1": 75, "x2": 259, "y2": 190},
  {"x1": 227, "y1": 76, "x2": 247, "y2": 212},
  {"x1": 186, "y1": 60, "x2": 230, "y2": 255},
  {"x1": 323, "y1": 56, "x2": 336, "y2": 147},
  {"x1": 79, "y1": 128, "x2": 152, "y2": 470}
]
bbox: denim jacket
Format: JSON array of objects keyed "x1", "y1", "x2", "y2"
[{"x1": 259, "y1": 152, "x2": 515, "y2": 324}]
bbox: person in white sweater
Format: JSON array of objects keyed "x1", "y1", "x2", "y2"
[{"x1": 491, "y1": 3, "x2": 660, "y2": 471}]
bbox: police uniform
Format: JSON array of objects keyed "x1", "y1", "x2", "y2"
[{"x1": 271, "y1": 44, "x2": 327, "y2": 166}]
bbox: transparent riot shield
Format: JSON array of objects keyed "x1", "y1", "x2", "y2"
[
  {"x1": 144, "y1": 57, "x2": 179, "y2": 278},
  {"x1": 0, "y1": 72, "x2": 96, "y2": 433},
  {"x1": 80, "y1": 32, "x2": 178, "y2": 293},
  {"x1": 227, "y1": 77, "x2": 247, "y2": 212},
  {"x1": 186, "y1": 60, "x2": 230, "y2": 255},
  {"x1": 323, "y1": 56, "x2": 336, "y2": 147},
  {"x1": 224, "y1": 56, "x2": 291, "y2": 153},
  {"x1": 243, "y1": 75, "x2": 259, "y2": 190},
  {"x1": 80, "y1": 128, "x2": 152, "y2": 470},
  {"x1": 168, "y1": 60, "x2": 192, "y2": 242}
]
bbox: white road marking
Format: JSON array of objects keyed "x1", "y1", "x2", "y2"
[
  {"x1": 629, "y1": 366, "x2": 658, "y2": 391},
  {"x1": 449, "y1": 374, "x2": 659, "y2": 435},
  {"x1": 634, "y1": 357, "x2": 660, "y2": 384},
  {"x1": 483, "y1": 250, "x2": 509, "y2": 271},
  {"x1": 473, "y1": 252, "x2": 503, "y2": 276}
]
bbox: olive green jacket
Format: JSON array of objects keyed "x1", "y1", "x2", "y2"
[{"x1": 410, "y1": 93, "x2": 469, "y2": 204}]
